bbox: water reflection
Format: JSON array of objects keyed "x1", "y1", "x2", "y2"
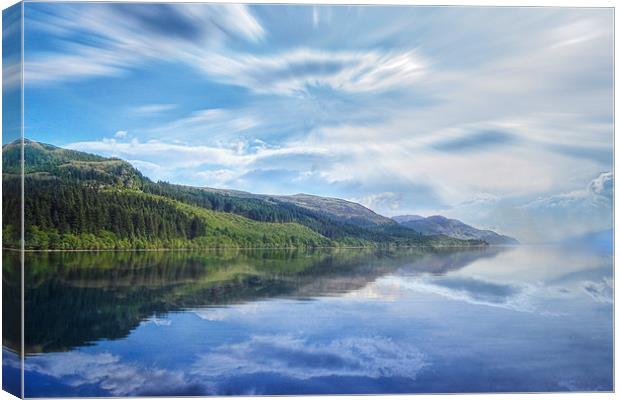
[
  {"x1": 9, "y1": 247, "x2": 498, "y2": 354},
  {"x1": 3, "y1": 245, "x2": 612, "y2": 396}
]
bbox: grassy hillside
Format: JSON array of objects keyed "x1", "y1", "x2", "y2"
[{"x1": 2, "y1": 140, "x2": 485, "y2": 250}]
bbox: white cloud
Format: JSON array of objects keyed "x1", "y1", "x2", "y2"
[
  {"x1": 65, "y1": 135, "x2": 335, "y2": 187},
  {"x1": 127, "y1": 159, "x2": 162, "y2": 171},
  {"x1": 312, "y1": 7, "x2": 319, "y2": 28},
  {"x1": 26, "y1": 6, "x2": 429, "y2": 93},
  {"x1": 24, "y1": 4, "x2": 265, "y2": 85},
  {"x1": 132, "y1": 104, "x2": 177, "y2": 114},
  {"x1": 114, "y1": 130, "x2": 128, "y2": 138},
  {"x1": 195, "y1": 169, "x2": 243, "y2": 188},
  {"x1": 302, "y1": 117, "x2": 607, "y2": 207},
  {"x1": 524, "y1": 174, "x2": 612, "y2": 212},
  {"x1": 66, "y1": 138, "x2": 247, "y2": 170},
  {"x1": 209, "y1": 4, "x2": 265, "y2": 42},
  {"x1": 353, "y1": 192, "x2": 402, "y2": 211},
  {"x1": 519, "y1": 172, "x2": 613, "y2": 237},
  {"x1": 25, "y1": 49, "x2": 130, "y2": 84},
  {"x1": 439, "y1": 172, "x2": 613, "y2": 242},
  {"x1": 2, "y1": 61, "x2": 21, "y2": 90},
  {"x1": 146, "y1": 108, "x2": 258, "y2": 141},
  {"x1": 588, "y1": 171, "x2": 613, "y2": 198},
  {"x1": 195, "y1": 48, "x2": 429, "y2": 95}
]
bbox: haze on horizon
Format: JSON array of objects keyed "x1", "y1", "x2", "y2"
[{"x1": 11, "y1": 3, "x2": 613, "y2": 242}]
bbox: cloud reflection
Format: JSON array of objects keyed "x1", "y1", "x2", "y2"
[
  {"x1": 23, "y1": 334, "x2": 427, "y2": 396},
  {"x1": 24, "y1": 352, "x2": 197, "y2": 396},
  {"x1": 193, "y1": 334, "x2": 427, "y2": 381},
  {"x1": 582, "y1": 277, "x2": 613, "y2": 304},
  {"x1": 375, "y1": 275, "x2": 544, "y2": 314}
]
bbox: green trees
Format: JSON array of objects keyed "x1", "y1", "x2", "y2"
[{"x1": 0, "y1": 171, "x2": 334, "y2": 250}]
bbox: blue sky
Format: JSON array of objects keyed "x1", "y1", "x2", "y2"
[{"x1": 19, "y1": 3, "x2": 613, "y2": 241}]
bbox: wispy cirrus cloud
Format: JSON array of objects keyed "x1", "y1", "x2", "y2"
[
  {"x1": 145, "y1": 108, "x2": 259, "y2": 142},
  {"x1": 24, "y1": 3, "x2": 265, "y2": 85},
  {"x1": 191, "y1": 48, "x2": 429, "y2": 95},
  {"x1": 2, "y1": 61, "x2": 21, "y2": 90},
  {"x1": 25, "y1": 3, "x2": 428, "y2": 96},
  {"x1": 132, "y1": 104, "x2": 177, "y2": 115}
]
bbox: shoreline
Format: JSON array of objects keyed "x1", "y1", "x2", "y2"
[{"x1": 2, "y1": 243, "x2": 496, "y2": 253}]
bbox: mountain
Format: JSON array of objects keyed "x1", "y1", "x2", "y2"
[
  {"x1": 202, "y1": 189, "x2": 395, "y2": 228},
  {"x1": 392, "y1": 215, "x2": 519, "y2": 245},
  {"x1": 392, "y1": 215, "x2": 425, "y2": 224},
  {"x1": 273, "y1": 193, "x2": 396, "y2": 227},
  {"x1": 2, "y1": 140, "x2": 485, "y2": 250}
]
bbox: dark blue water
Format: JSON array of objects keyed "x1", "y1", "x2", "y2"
[{"x1": 3, "y1": 244, "x2": 613, "y2": 396}]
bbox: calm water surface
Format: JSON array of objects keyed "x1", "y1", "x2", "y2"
[{"x1": 2, "y1": 244, "x2": 613, "y2": 396}]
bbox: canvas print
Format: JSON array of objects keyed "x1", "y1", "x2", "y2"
[{"x1": 1, "y1": 2, "x2": 614, "y2": 398}]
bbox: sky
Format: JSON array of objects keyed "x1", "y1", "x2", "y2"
[{"x1": 16, "y1": 3, "x2": 613, "y2": 242}]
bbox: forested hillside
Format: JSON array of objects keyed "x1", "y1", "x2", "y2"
[{"x1": 2, "y1": 140, "x2": 485, "y2": 250}]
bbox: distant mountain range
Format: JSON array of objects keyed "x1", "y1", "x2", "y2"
[
  {"x1": 392, "y1": 215, "x2": 519, "y2": 245},
  {"x1": 2, "y1": 139, "x2": 516, "y2": 250},
  {"x1": 203, "y1": 191, "x2": 518, "y2": 245}
]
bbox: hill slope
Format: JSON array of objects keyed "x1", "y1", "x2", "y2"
[
  {"x1": 393, "y1": 215, "x2": 519, "y2": 245},
  {"x1": 3, "y1": 140, "x2": 484, "y2": 250},
  {"x1": 271, "y1": 193, "x2": 395, "y2": 227},
  {"x1": 200, "y1": 189, "x2": 395, "y2": 228}
]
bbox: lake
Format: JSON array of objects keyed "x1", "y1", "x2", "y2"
[{"x1": 2, "y1": 244, "x2": 613, "y2": 396}]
